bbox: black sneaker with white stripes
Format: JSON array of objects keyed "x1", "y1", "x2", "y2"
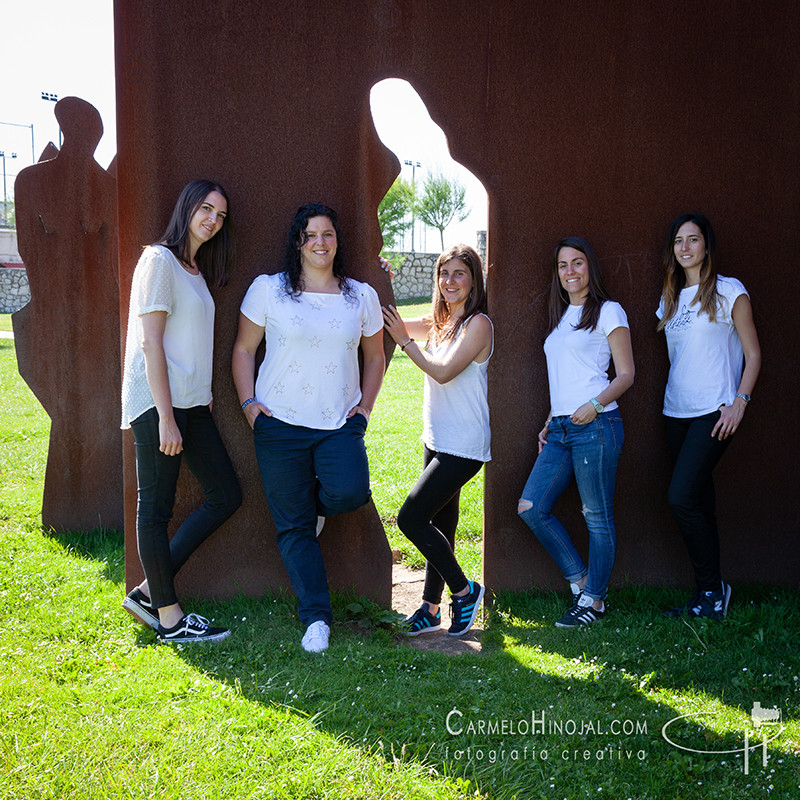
[
  {"x1": 555, "y1": 595, "x2": 605, "y2": 628},
  {"x1": 122, "y1": 587, "x2": 159, "y2": 629},
  {"x1": 157, "y1": 613, "x2": 230, "y2": 644}
]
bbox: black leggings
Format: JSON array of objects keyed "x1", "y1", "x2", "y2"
[{"x1": 397, "y1": 446, "x2": 483, "y2": 605}]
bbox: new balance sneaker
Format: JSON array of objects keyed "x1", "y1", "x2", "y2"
[
  {"x1": 122, "y1": 587, "x2": 159, "y2": 629},
  {"x1": 667, "y1": 582, "x2": 731, "y2": 621},
  {"x1": 403, "y1": 603, "x2": 441, "y2": 636},
  {"x1": 556, "y1": 594, "x2": 605, "y2": 628},
  {"x1": 301, "y1": 620, "x2": 330, "y2": 653},
  {"x1": 448, "y1": 580, "x2": 485, "y2": 636},
  {"x1": 664, "y1": 590, "x2": 701, "y2": 618},
  {"x1": 157, "y1": 613, "x2": 230, "y2": 644}
]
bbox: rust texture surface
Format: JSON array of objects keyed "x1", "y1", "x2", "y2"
[
  {"x1": 13, "y1": 97, "x2": 123, "y2": 532},
  {"x1": 109, "y1": 0, "x2": 797, "y2": 599}
]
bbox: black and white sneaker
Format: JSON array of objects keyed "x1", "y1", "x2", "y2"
[
  {"x1": 157, "y1": 613, "x2": 230, "y2": 644},
  {"x1": 448, "y1": 580, "x2": 485, "y2": 636},
  {"x1": 122, "y1": 587, "x2": 159, "y2": 629},
  {"x1": 555, "y1": 594, "x2": 605, "y2": 627}
]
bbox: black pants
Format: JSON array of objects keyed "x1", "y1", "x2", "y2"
[
  {"x1": 131, "y1": 405, "x2": 241, "y2": 608},
  {"x1": 664, "y1": 411, "x2": 731, "y2": 592},
  {"x1": 397, "y1": 446, "x2": 482, "y2": 605}
]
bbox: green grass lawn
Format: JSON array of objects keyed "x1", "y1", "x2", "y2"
[{"x1": 1, "y1": 311, "x2": 798, "y2": 799}]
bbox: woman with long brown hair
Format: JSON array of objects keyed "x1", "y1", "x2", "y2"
[
  {"x1": 657, "y1": 213, "x2": 760, "y2": 620},
  {"x1": 121, "y1": 179, "x2": 241, "y2": 644},
  {"x1": 383, "y1": 244, "x2": 492, "y2": 637},
  {"x1": 517, "y1": 237, "x2": 634, "y2": 628}
]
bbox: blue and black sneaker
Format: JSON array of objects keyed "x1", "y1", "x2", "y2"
[
  {"x1": 448, "y1": 580, "x2": 485, "y2": 636},
  {"x1": 403, "y1": 602, "x2": 441, "y2": 636}
]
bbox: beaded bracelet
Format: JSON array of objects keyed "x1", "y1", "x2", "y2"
[{"x1": 241, "y1": 397, "x2": 257, "y2": 410}]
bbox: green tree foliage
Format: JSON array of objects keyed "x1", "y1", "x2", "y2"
[
  {"x1": 415, "y1": 172, "x2": 469, "y2": 250},
  {"x1": 1, "y1": 198, "x2": 14, "y2": 229},
  {"x1": 377, "y1": 176, "x2": 415, "y2": 252}
]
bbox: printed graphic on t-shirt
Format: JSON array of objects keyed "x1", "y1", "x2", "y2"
[{"x1": 664, "y1": 304, "x2": 693, "y2": 333}]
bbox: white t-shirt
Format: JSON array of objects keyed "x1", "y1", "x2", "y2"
[
  {"x1": 240, "y1": 272, "x2": 383, "y2": 430},
  {"x1": 121, "y1": 245, "x2": 215, "y2": 429},
  {"x1": 422, "y1": 314, "x2": 493, "y2": 462},
  {"x1": 656, "y1": 275, "x2": 747, "y2": 417},
  {"x1": 543, "y1": 301, "x2": 629, "y2": 417}
]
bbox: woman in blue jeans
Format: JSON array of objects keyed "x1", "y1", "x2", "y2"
[
  {"x1": 121, "y1": 179, "x2": 242, "y2": 644},
  {"x1": 518, "y1": 237, "x2": 634, "y2": 627},
  {"x1": 232, "y1": 203, "x2": 385, "y2": 653},
  {"x1": 657, "y1": 213, "x2": 760, "y2": 620}
]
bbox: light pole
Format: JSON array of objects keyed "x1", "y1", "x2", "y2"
[
  {"x1": 41, "y1": 92, "x2": 62, "y2": 148},
  {"x1": 0, "y1": 150, "x2": 17, "y2": 227},
  {"x1": 0, "y1": 121, "x2": 35, "y2": 163},
  {"x1": 404, "y1": 159, "x2": 421, "y2": 252}
]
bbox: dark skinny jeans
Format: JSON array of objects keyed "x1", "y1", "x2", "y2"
[
  {"x1": 397, "y1": 446, "x2": 483, "y2": 606},
  {"x1": 131, "y1": 405, "x2": 242, "y2": 609},
  {"x1": 664, "y1": 411, "x2": 731, "y2": 592}
]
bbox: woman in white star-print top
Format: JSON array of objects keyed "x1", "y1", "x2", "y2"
[{"x1": 232, "y1": 203, "x2": 385, "y2": 653}]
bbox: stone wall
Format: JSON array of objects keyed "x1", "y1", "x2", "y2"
[
  {"x1": 389, "y1": 251, "x2": 437, "y2": 300},
  {"x1": 388, "y1": 232, "x2": 487, "y2": 301},
  {"x1": 0, "y1": 266, "x2": 29, "y2": 313}
]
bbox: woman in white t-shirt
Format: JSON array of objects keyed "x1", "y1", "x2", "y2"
[
  {"x1": 518, "y1": 237, "x2": 634, "y2": 628},
  {"x1": 382, "y1": 244, "x2": 492, "y2": 638},
  {"x1": 121, "y1": 179, "x2": 241, "y2": 644},
  {"x1": 657, "y1": 213, "x2": 761, "y2": 621},
  {"x1": 232, "y1": 203, "x2": 385, "y2": 653}
]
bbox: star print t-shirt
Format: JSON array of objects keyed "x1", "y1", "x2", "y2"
[
  {"x1": 240, "y1": 272, "x2": 383, "y2": 429},
  {"x1": 656, "y1": 276, "x2": 747, "y2": 418}
]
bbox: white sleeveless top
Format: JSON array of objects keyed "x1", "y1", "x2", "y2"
[{"x1": 422, "y1": 314, "x2": 493, "y2": 462}]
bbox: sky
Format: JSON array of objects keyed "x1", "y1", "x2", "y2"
[{"x1": 2, "y1": 1, "x2": 487, "y2": 253}]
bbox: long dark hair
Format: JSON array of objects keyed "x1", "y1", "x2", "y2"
[
  {"x1": 657, "y1": 212, "x2": 719, "y2": 331},
  {"x1": 430, "y1": 244, "x2": 488, "y2": 344},
  {"x1": 283, "y1": 202, "x2": 352, "y2": 298},
  {"x1": 547, "y1": 236, "x2": 611, "y2": 335},
  {"x1": 157, "y1": 178, "x2": 235, "y2": 288}
]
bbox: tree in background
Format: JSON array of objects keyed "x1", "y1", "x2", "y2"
[
  {"x1": 1, "y1": 198, "x2": 14, "y2": 229},
  {"x1": 416, "y1": 172, "x2": 469, "y2": 250},
  {"x1": 378, "y1": 176, "x2": 415, "y2": 252}
]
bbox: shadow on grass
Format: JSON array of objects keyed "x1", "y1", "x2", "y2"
[
  {"x1": 46, "y1": 528, "x2": 799, "y2": 800},
  {"x1": 45, "y1": 525, "x2": 126, "y2": 585}
]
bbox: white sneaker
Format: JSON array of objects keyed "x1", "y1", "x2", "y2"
[{"x1": 301, "y1": 620, "x2": 330, "y2": 652}]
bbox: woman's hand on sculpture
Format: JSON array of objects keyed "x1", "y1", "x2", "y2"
[{"x1": 382, "y1": 304, "x2": 410, "y2": 347}]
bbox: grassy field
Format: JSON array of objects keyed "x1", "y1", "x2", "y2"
[{"x1": 1, "y1": 310, "x2": 798, "y2": 799}]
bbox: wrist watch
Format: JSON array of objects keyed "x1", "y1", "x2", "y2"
[
  {"x1": 735, "y1": 393, "x2": 751, "y2": 403},
  {"x1": 589, "y1": 397, "x2": 604, "y2": 413}
]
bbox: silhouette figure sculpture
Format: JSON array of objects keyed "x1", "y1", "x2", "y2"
[{"x1": 13, "y1": 97, "x2": 122, "y2": 531}]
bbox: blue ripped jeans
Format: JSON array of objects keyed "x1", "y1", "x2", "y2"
[{"x1": 518, "y1": 413, "x2": 624, "y2": 601}]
